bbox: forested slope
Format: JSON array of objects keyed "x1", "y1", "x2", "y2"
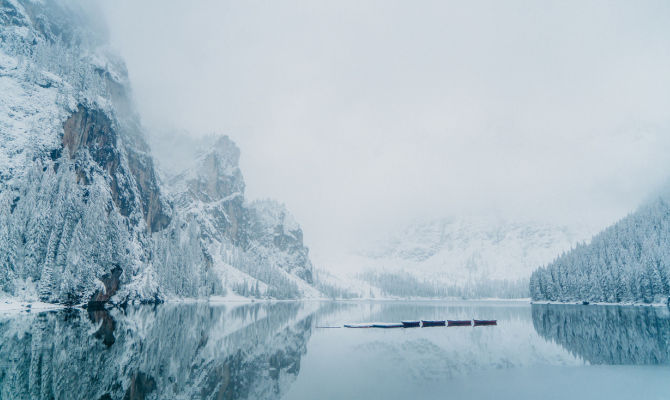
[{"x1": 530, "y1": 198, "x2": 670, "y2": 304}]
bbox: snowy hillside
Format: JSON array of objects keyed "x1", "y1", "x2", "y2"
[
  {"x1": 530, "y1": 196, "x2": 670, "y2": 304},
  {"x1": 317, "y1": 217, "x2": 595, "y2": 298},
  {"x1": 0, "y1": 0, "x2": 317, "y2": 304}
]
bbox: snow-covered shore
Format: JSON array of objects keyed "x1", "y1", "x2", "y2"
[
  {"x1": 531, "y1": 300, "x2": 669, "y2": 308},
  {"x1": 7, "y1": 295, "x2": 666, "y2": 317},
  {"x1": 0, "y1": 299, "x2": 66, "y2": 314}
]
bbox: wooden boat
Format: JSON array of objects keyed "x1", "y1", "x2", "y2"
[
  {"x1": 344, "y1": 323, "x2": 373, "y2": 328},
  {"x1": 421, "y1": 320, "x2": 446, "y2": 327},
  {"x1": 447, "y1": 320, "x2": 472, "y2": 327},
  {"x1": 402, "y1": 320, "x2": 421, "y2": 328},
  {"x1": 473, "y1": 320, "x2": 497, "y2": 326},
  {"x1": 372, "y1": 322, "x2": 404, "y2": 328}
]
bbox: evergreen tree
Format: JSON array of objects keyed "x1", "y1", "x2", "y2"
[{"x1": 530, "y1": 197, "x2": 670, "y2": 303}]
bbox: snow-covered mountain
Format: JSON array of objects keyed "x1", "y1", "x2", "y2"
[
  {"x1": 151, "y1": 132, "x2": 318, "y2": 298},
  {"x1": 317, "y1": 217, "x2": 595, "y2": 298},
  {"x1": 0, "y1": 0, "x2": 316, "y2": 304}
]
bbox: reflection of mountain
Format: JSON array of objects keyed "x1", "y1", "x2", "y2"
[
  {"x1": 0, "y1": 303, "x2": 317, "y2": 400},
  {"x1": 318, "y1": 302, "x2": 581, "y2": 382},
  {"x1": 531, "y1": 304, "x2": 670, "y2": 365}
]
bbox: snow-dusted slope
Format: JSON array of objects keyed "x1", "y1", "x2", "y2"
[
  {"x1": 531, "y1": 197, "x2": 670, "y2": 304},
  {"x1": 0, "y1": 0, "x2": 317, "y2": 303},
  {"x1": 0, "y1": 0, "x2": 175, "y2": 303},
  {"x1": 153, "y1": 133, "x2": 318, "y2": 299},
  {"x1": 318, "y1": 217, "x2": 595, "y2": 298}
]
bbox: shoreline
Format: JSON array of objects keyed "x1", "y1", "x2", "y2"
[
  {"x1": 531, "y1": 300, "x2": 669, "y2": 308},
  {"x1": 4, "y1": 296, "x2": 667, "y2": 316},
  {"x1": 0, "y1": 299, "x2": 67, "y2": 314},
  {"x1": 0, "y1": 296, "x2": 531, "y2": 315}
]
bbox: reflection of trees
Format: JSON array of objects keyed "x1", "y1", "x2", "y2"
[
  {"x1": 532, "y1": 304, "x2": 670, "y2": 365},
  {"x1": 0, "y1": 302, "x2": 316, "y2": 400}
]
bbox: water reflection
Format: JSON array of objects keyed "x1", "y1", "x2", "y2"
[
  {"x1": 0, "y1": 302, "x2": 320, "y2": 400},
  {"x1": 302, "y1": 301, "x2": 582, "y2": 384},
  {"x1": 532, "y1": 304, "x2": 670, "y2": 365},
  {"x1": 1, "y1": 302, "x2": 669, "y2": 400}
]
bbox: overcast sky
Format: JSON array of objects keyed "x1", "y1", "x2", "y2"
[{"x1": 99, "y1": 0, "x2": 670, "y2": 255}]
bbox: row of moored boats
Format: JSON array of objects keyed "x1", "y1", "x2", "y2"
[{"x1": 342, "y1": 319, "x2": 497, "y2": 328}]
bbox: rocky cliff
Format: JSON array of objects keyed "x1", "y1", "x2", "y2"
[
  {"x1": 0, "y1": 0, "x2": 316, "y2": 303},
  {"x1": 152, "y1": 133, "x2": 317, "y2": 299}
]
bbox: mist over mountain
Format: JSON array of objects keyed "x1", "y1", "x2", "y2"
[
  {"x1": 101, "y1": 0, "x2": 670, "y2": 265},
  {"x1": 2, "y1": 2, "x2": 670, "y2": 398},
  {"x1": 0, "y1": 0, "x2": 316, "y2": 304},
  {"x1": 2, "y1": 0, "x2": 670, "y2": 308},
  {"x1": 317, "y1": 217, "x2": 596, "y2": 299}
]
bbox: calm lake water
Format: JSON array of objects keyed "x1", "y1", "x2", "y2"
[{"x1": 1, "y1": 301, "x2": 669, "y2": 399}]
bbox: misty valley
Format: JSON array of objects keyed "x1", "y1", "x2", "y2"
[
  {"x1": 1, "y1": 301, "x2": 669, "y2": 400},
  {"x1": 2, "y1": 0, "x2": 670, "y2": 399}
]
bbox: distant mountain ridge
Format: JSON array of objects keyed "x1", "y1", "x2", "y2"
[{"x1": 318, "y1": 217, "x2": 595, "y2": 298}]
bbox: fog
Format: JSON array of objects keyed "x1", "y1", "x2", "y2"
[{"x1": 99, "y1": 1, "x2": 670, "y2": 256}]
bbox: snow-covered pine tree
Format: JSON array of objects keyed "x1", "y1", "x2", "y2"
[{"x1": 531, "y1": 196, "x2": 670, "y2": 303}]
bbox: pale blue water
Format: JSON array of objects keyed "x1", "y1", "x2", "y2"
[{"x1": 1, "y1": 301, "x2": 669, "y2": 399}]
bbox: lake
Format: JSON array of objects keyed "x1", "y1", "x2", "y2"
[{"x1": 1, "y1": 301, "x2": 669, "y2": 399}]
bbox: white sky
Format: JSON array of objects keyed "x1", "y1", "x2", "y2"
[{"x1": 99, "y1": 0, "x2": 670, "y2": 256}]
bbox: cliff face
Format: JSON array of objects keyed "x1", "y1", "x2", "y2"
[
  {"x1": 0, "y1": 0, "x2": 169, "y2": 303},
  {"x1": 248, "y1": 199, "x2": 314, "y2": 284},
  {"x1": 0, "y1": 0, "x2": 316, "y2": 303},
  {"x1": 155, "y1": 134, "x2": 317, "y2": 298},
  {"x1": 169, "y1": 136, "x2": 250, "y2": 248},
  {"x1": 62, "y1": 105, "x2": 170, "y2": 232}
]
